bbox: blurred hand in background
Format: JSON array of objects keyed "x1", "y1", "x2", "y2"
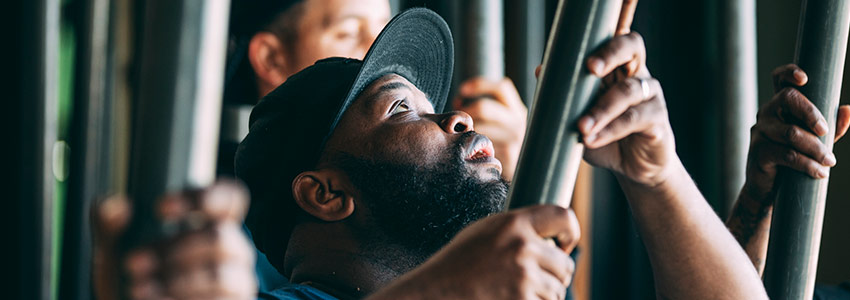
[{"x1": 92, "y1": 181, "x2": 257, "y2": 300}]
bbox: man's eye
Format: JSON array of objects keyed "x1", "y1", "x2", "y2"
[
  {"x1": 391, "y1": 102, "x2": 411, "y2": 115},
  {"x1": 335, "y1": 30, "x2": 357, "y2": 40}
]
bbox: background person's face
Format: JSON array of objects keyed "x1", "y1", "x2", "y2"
[{"x1": 290, "y1": 0, "x2": 390, "y2": 72}]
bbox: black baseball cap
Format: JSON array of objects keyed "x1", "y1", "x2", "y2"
[{"x1": 234, "y1": 8, "x2": 454, "y2": 271}]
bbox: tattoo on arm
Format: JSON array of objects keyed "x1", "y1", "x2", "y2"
[
  {"x1": 726, "y1": 194, "x2": 772, "y2": 271},
  {"x1": 727, "y1": 197, "x2": 769, "y2": 245}
]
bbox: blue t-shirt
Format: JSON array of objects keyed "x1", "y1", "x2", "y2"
[
  {"x1": 259, "y1": 283, "x2": 339, "y2": 300},
  {"x1": 254, "y1": 247, "x2": 579, "y2": 300}
]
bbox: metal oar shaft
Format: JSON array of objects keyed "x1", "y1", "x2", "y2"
[
  {"x1": 505, "y1": 0, "x2": 621, "y2": 210},
  {"x1": 763, "y1": 1, "x2": 850, "y2": 299}
]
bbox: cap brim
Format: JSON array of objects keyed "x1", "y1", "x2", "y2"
[{"x1": 323, "y1": 8, "x2": 454, "y2": 144}]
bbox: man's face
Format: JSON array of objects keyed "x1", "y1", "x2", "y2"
[
  {"x1": 325, "y1": 74, "x2": 503, "y2": 181},
  {"x1": 322, "y1": 74, "x2": 508, "y2": 256},
  {"x1": 291, "y1": 0, "x2": 390, "y2": 72}
]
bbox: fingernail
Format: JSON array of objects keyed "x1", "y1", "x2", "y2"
[
  {"x1": 816, "y1": 120, "x2": 829, "y2": 136},
  {"x1": 588, "y1": 58, "x2": 604, "y2": 75},
  {"x1": 579, "y1": 116, "x2": 595, "y2": 134},
  {"x1": 793, "y1": 69, "x2": 808, "y2": 83},
  {"x1": 817, "y1": 167, "x2": 829, "y2": 179},
  {"x1": 825, "y1": 153, "x2": 837, "y2": 166}
]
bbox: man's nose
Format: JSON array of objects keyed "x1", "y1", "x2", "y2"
[{"x1": 439, "y1": 111, "x2": 475, "y2": 134}]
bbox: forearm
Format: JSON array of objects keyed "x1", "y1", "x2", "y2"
[
  {"x1": 725, "y1": 186, "x2": 773, "y2": 276},
  {"x1": 618, "y1": 161, "x2": 767, "y2": 299}
]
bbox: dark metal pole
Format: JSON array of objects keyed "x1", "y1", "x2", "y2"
[
  {"x1": 505, "y1": 0, "x2": 546, "y2": 106},
  {"x1": 458, "y1": 0, "x2": 504, "y2": 81},
  {"x1": 6, "y1": 0, "x2": 59, "y2": 299},
  {"x1": 763, "y1": 1, "x2": 850, "y2": 299},
  {"x1": 506, "y1": 0, "x2": 621, "y2": 209},
  {"x1": 718, "y1": 0, "x2": 758, "y2": 217},
  {"x1": 125, "y1": 0, "x2": 230, "y2": 247},
  {"x1": 61, "y1": 0, "x2": 115, "y2": 298}
]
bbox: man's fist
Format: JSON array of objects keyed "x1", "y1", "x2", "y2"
[
  {"x1": 92, "y1": 181, "x2": 258, "y2": 300},
  {"x1": 369, "y1": 205, "x2": 579, "y2": 300}
]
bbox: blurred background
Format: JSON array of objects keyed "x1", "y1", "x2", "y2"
[{"x1": 4, "y1": 0, "x2": 848, "y2": 299}]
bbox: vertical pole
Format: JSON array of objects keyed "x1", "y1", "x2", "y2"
[
  {"x1": 7, "y1": 0, "x2": 59, "y2": 299},
  {"x1": 763, "y1": 1, "x2": 850, "y2": 299},
  {"x1": 125, "y1": 0, "x2": 230, "y2": 246},
  {"x1": 506, "y1": 0, "x2": 621, "y2": 209},
  {"x1": 458, "y1": 0, "x2": 504, "y2": 81},
  {"x1": 718, "y1": 0, "x2": 758, "y2": 218},
  {"x1": 505, "y1": 0, "x2": 546, "y2": 106},
  {"x1": 61, "y1": 0, "x2": 114, "y2": 299}
]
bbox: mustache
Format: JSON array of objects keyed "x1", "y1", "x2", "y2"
[{"x1": 450, "y1": 131, "x2": 479, "y2": 163}]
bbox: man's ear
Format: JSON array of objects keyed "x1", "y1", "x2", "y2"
[
  {"x1": 248, "y1": 32, "x2": 290, "y2": 90},
  {"x1": 292, "y1": 169, "x2": 356, "y2": 222}
]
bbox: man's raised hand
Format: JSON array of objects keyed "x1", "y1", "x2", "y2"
[
  {"x1": 576, "y1": 32, "x2": 677, "y2": 187},
  {"x1": 742, "y1": 64, "x2": 850, "y2": 201}
]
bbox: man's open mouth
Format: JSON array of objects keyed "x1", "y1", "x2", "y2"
[{"x1": 463, "y1": 134, "x2": 496, "y2": 163}]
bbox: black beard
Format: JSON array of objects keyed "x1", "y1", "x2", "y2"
[{"x1": 333, "y1": 134, "x2": 508, "y2": 260}]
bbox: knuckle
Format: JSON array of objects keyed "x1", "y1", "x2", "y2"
[
  {"x1": 804, "y1": 104, "x2": 818, "y2": 119},
  {"x1": 548, "y1": 205, "x2": 570, "y2": 219},
  {"x1": 783, "y1": 149, "x2": 800, "y2": 164},
  {"x1": 630, "y1": 31, "x2": 644, "y2": 43},
  {"x1": 501, "y1": 212, "x2": 526, "y2": 231},
  {"x1": 650, "y1": 78, "x2": 662, "y2": 94},
  {"x1": 643, "y1": 125, "x2": 666, "y2": 142},
  {"x1": 782, "y1": 87, "x2": 799, "y2": 100},
  {"x1": 507, "y1": 236, "x2": 533, "y2": 258},
  {"x1": 626, "y1": 31, "x2": 644, "y2": 45},
  {"x1": 784, "y1": 126, "x2": 800, "y2": 141},
  {"x1": 568, "y1": 225, "x2": 581, "y2": 244},
  {"x1": 621, "y1": 107, "x2": 639, "y2": 124},
  {"x1": 617, "y1": 79, "x2": 640, "y2": 96}
]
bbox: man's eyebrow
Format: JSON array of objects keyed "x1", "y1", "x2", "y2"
[{"x1": 376, "y1": 81, "x2": 411, "y2": 94}]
